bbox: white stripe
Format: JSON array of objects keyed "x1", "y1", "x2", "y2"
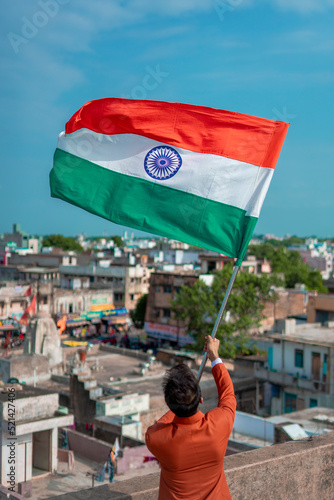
[{"x1": 57, "y1": 130, "x2": 274, "y2": 217}]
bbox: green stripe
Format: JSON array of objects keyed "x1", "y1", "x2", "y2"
[{"x1": 50, "y1": 149, "x2": 257, "y2": 261}]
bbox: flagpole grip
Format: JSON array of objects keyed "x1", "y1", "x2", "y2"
[{"x1": 196, "y1": 265, "x2": 240, "y2": 382}]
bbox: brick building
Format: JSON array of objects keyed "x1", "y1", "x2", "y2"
[{"x1": 307, "y1": 293, "x2": 334, "y2": 323}]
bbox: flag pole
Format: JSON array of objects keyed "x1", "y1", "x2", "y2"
[{"x1": 196, "y1": 265, "x2": 240, "y2": 381}]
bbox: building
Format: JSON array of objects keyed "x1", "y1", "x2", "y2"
[
  {"x1": 7, "y1": 250, "x2": 82, "y2": 268},
  {"x1": 0, "y1": 384, "x2": 73, "y2": 487},
  {"x1": 307, "y1": 293, "x2": 334, "y2": 323},
  {"x1": 70, "y1": 372, "x2": 149, "y2": 438},
  {"x1": 254, "y1": 320, "x2": 334, "y2": 415},
  {"x1": 59, "y1": 263, "x2": 150, "y2": 311},
  {"x1": 144, "y1": 271, "x2": 197, "y2": 345},
  {"x1": 0, "y1": 223, "x2": 42, "y2": 256},
  {"x1": 199, "y1": 252, "x2": 272, "y2": 275}
]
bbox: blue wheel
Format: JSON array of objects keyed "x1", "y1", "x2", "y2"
[{"x1": 144, "y1": 146, "x2": 182, "y2": 180}]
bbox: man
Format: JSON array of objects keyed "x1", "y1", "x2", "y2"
[{"x1": 145, "y1": 336, "x2": 236, "y2": 499}]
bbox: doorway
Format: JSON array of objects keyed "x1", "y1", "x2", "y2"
[
  {"x1": 32, "y1": 430, "x2": 51, "y2": 476},
  {"x1": 311, "y1": 352, "x2": 321, "y2": 380}
]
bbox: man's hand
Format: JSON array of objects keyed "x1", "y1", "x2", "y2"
[{"x1": 204, "y1": 336, "x2": 220, "y2": 362}]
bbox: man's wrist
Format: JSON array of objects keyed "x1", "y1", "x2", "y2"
[{"x1": 211, "y1": 357, "x2": 222, "y2": 367}]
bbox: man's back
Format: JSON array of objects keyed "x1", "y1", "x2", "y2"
[{"x1": 146, "y1": 362, "x2": 236, "y2": 499}]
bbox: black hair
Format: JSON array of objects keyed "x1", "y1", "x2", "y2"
[{"x1": 162, "y1": 363, "x2": 201, "y2": 418}]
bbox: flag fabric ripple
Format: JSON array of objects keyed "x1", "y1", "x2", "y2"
[{"x1": 50, "y1": 98, "x2": 289, "y2": 264}]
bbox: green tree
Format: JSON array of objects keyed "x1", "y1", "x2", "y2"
[
  {"x1": 130, "y1": 294, "x2": 148, "y2": 328},
  {"x1": 172, "y1": 264, "x2": 282, "y2": 358},
  {"x1": 42, "y1": 234, "x2": 83, "y2": 252},
  {"x1": 248, "y1": 242, "x2": 277, "y2": 261},
  {"x1": 111, "y1": 235, "x2": 125, "y2": 248},
  {"x1": 281, "y1": 235, "x2": 305, "y2": 246},
  {"x1": 248, "y1": 244, "x2": 327, "y2": 293}
]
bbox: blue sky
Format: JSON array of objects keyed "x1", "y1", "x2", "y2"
[{"x1": 1, "y1": 0, "x2": 333, "y2": 238}]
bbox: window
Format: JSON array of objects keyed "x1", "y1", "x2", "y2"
[
  {"x1": 130, "y1": 294, "x2": 134, "y2": 301},
  {"x1": 295, "y1": 349, "x2": 304, "y2": 368},
  {"x1": 164, "y1": 285, "x2": 172, "y2": 293},
  {"x1": 285, "y1": 393, "x2": 297, "y2": 413},
  {"x1": 163, "y1": 308, "x2": 171, "y2": 318},
  {"x1": 310, "y1": 398, "x2": 318, "y2": 408}
]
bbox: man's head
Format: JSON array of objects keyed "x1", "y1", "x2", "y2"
[{"x1": 162, "y1": 363, "x2": 201, "y2": 418}]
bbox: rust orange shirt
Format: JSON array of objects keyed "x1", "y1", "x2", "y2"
[{"x1": 145, "y1": 363, "x2": 236, "y2": 499}]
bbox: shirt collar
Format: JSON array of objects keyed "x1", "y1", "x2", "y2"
[{"x1": 172, "y1": 411, "x2": 204, "y2": 425}]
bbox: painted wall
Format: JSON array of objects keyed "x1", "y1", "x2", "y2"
[
  {"x1": 233, "y1": 411, "x2": 275, "y2": 443},
  {"x1": 272, "y1": 341, "x2": 328, "y2": 379},
  {"x1": 96, "y1": 394, "x2": 150, "y2": 418}
]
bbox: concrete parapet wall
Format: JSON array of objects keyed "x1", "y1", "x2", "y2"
[
  {"x1": 49, "y1": 431, "x2": 334, "y2": 500},
  {"x1": 225, "y1": 431, "x2": 334, "y2": 500},
  {"x1": 65, "y1": 428, "x2": 111, "y2": 464},
  {"x1": 0, "y1": 486, "x2": 26, "y2": 500},
  {"x1": 233, "y1": 411, "x2": 275, "y2": 442},
  {"x1": 99, "y1": 345, "x2": 149, "y2": 361}
]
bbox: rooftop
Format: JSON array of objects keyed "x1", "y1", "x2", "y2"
[
  {"x1": 269, "y1": 322, "x2": 334, "y2": 347},
  {"x1": 20, "y1": 266, "x2": 59, "y2": 273},
  {"x1": 268, "y1": 407, "x2": 334, "y2": 435},
  {"x1": 0, "y1": 384, "x2": 56, "y2": 402}
]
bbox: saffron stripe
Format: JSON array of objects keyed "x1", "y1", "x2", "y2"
[{"x1": 65, "y1": 98, "x2": 289, "y2": 169}]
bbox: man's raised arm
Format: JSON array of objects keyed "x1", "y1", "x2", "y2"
[{"x1": 204, "y1": 336, "x2": 236, "y2": 431}]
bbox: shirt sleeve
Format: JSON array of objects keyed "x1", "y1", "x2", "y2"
[
  {"x1": 211, "y1": 357, "x2": 223, "y2": 368},
  {"x1": 211, "y1": 362, "x2": 237, "y2": 433}
]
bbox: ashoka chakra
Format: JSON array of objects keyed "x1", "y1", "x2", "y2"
[{"x1": 144, "y1": 146, "x2": 182, "y2": 180}]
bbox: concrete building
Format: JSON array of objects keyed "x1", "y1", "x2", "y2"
[
  {"x1": 59, "y1": 263, "x2": 150, "y2": 311},
  {"x1": 0, "y1": 384, "x2": 73, "y2": 488},
  {"x1": 0, "y1": 269, "x2": 59, "y2": 318},
  {"x1": 54, "y1": 288, "x2": 114, "y2": 316},
  {"x1": 0, "y1": 285, "x2": 30, "y2": 322},
  {"x1": 149, "y1": 248, "x2": 200, "y2": 266},
  {"x1": 254, "y1": 320, "x2": 334, "y2": 415},
  {"x1": 261, "y1": 288, "x2": 308, "y2": 331},
  {"x1": 199, "y1": 252, "x2": 271, "y2": 275},
  {"x1": 144, "y1": 271, "x2": 198, "y2": 345},
  {"x1": 7, "y1": 250, "x2": 81, "y2": 268},
  {"x1": 307, "y1": 293, "x2": 334, "y2": 323},
  {"x1": 0, "y1": 279, "x2": 115, "y2": 320},
  {"x1": 0, "y1": 224, "x2": 42, "y2": 256},
  {"x1": 70, "y1": 372, "x2": 149, "y2": 441}
]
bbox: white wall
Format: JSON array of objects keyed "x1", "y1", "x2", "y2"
[
  {"x1": 96, "y1": 394, "x2": 150, "y2": 418},
  {"x1": 233, "y1": 411, "x2": 275, "y2": 443},
  {"x1": 272, "y1": 341, "x2": 328, "y2": 379},
  {"x1": 0, "y1": 431, "x2": 32, "y2": 485}
]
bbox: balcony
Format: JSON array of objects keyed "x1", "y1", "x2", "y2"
[{"x1": 254, "y1": 364, "x2": 327, "y2": 392}]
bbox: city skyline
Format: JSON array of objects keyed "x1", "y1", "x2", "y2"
[{"x1": 1, "y1": 1, "x2": 333, "y2": 238}]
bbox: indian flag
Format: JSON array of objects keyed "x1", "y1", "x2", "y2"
[{"x1": 50, "y1": 98, "x2": 289, "y2": 263}]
